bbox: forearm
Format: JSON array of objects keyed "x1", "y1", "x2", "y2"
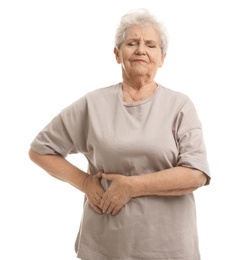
[
  {"x1": 130, "y1": 166, "x2": 207, "y2": 197},
  {"x1": 28, "y1": 149, "x2": 89, "y2": 192}
]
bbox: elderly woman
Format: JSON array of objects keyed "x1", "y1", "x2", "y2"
[{"x1": 29, "y1": 9, "x2": 210, "y2": 260}]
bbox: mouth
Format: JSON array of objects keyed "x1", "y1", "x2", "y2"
[{"x1": 132, "y1": 59, "x2": 147, "y2": 63}]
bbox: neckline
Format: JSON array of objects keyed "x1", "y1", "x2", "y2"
[{"x1": 117, "y1": 83, "x2": 160, "y2": 107}]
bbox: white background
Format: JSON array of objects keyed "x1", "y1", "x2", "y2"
[{"x1": 1, "y1": 0, "x2": 244, "y2": 259}]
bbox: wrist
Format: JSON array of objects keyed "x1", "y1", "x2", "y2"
[
  {"x1": 129, "y1": 175, "x2": 146, "y2": 198},
  {"x1": 81, "y1": 174, "x2": 90, "y2": 193}
]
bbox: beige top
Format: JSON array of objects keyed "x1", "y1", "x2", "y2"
[{"x1": 31, "y1": 83, "x2": 210, "y2": 260}]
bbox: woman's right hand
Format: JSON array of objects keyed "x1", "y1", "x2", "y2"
[{"x1": 82, "y1": 172, "x2": 105, "y2": 214}]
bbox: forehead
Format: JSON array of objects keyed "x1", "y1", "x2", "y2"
[{"x1": 125, "y1": 25, "x2": 160, "y2": 41}]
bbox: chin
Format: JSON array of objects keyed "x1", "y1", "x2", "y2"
[{"x1": 131, "y1": 69, "x2": 149, "y2": 76}]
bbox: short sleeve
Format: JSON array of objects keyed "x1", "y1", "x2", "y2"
[
  {"x1": 30, "y1": 96, "x2": 88, "y2": 157},
  {"x1": 30, "y1": 114, "x2": 77, "y2": 157},
  {"x1": 175, "y1": 98, "x2": 211, "y2": 184}
]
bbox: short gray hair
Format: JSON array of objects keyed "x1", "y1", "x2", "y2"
[{"x1": 114, "y1": 9, "x2": 168, "y2": 54}]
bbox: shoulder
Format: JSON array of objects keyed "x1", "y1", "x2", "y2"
[
  {"x1": 157, "y1": 84, "x2": 193, "y2": 109},
  {"x1": 86, "y1": 83, "x2": 120, "y2": 99},
  {"x1": 158, "y1": 84, "x2": 189, "y2": 101},
  {"x1": 60, "y1": 83, "x2": 120, "y2": 115}
]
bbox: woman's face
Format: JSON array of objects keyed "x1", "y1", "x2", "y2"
[{"x1": 114, "y1": 25, "x2": 165, "y2": 82}]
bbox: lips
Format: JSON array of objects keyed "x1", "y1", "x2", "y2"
[{"x1": 133, "y1": 59, "x2": 147, "y2": 63}]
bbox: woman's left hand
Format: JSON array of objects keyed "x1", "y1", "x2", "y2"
[{"x1": 100, "y1": 173, "x2": 132, "y2": 216}]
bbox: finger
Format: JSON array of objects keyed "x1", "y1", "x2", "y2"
[
  {"x1": 89, "y1": 201, "x2": 102, "y2": 214},
  {"x1": 99, "y1": 194, "x2": 106, "y2": 209},
  {"x1": 87, "y1": 192, "x2": 102, "y2": 208},
  {"x1": 96, "y1": 171, "x2": 103, "y2": 179},
  {"x1": 100, "y1": 196, "x2": 110, "y2": 214},
  {"x1": 105, "y1": 201, "x2": 117, "y2": 215},
  {"x1": 111, "y1": 204, "x2": 122, "y2": 216},
  {"x1": 96, "y1": 185, "x2": 105, "y2": 197},
  {"x1": 102, "y1": 173, "x2": 113, "y2": 181},
  {"x1": 91, "y1": 194, "x2": 101, "y2": 205}
]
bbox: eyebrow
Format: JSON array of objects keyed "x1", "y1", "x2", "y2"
[{"x1": 126, "y1": 38, "x2": 157, "y2": 44}]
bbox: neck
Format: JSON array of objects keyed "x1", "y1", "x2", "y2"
[{"x1": 122, "y1": 82, "x2": 158, "y2": 103}]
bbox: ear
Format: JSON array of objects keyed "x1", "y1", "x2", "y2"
[
  {"x1": 114, "y1": 47, "x2": 121, "y2": 64},
  {"x1": 159, "y1": 53, "x2": 166, "y2": 68}
]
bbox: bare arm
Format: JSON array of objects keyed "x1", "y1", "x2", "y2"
[
  {"x1": 129, "y1": 166, "x2": 207, "y2": 197},
  {"x1": 100, "y1": 167, "x2": 207, "y2": 215},
  {"x1": 28, "y1": 149, "x2": 105, "y2": 214},
  {"x1": 29, "y1": 149, "x2": 89, "y2": 190}
]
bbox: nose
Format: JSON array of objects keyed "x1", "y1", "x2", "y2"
[{"x1": 135, "y1": 42, "x2": 146, "y2": 55}]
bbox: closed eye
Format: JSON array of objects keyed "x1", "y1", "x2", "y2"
[
  {"x1": 147, "y1": 44, "x2": 156, "y2": 48},
  {"x1": 127, "y1": 41, "x2": 137, "y2": 46},
  {"x1": 146, "y1": 41, "x2": 157, "y2": 48}
]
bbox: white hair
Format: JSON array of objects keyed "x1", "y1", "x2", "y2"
[{"x1": 114, "y1": 9, "x2": 168, "y2": 54}]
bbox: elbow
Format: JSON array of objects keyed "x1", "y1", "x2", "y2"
[
  {"x1": 180, "y1": 166, "x2": 208, "y2": 188},
  {"x1": 195, "y1": 170, "x2": 208, "y2": 187},
  {"x1": 28, "y1": 148, "x2": 35, "y2": 161},
  {"x1": 28, "y1": 148, "x2": 42, "y2": 164},
  {"x1": 181, "y1": 171, "x2": 208, "y2": 195}
]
